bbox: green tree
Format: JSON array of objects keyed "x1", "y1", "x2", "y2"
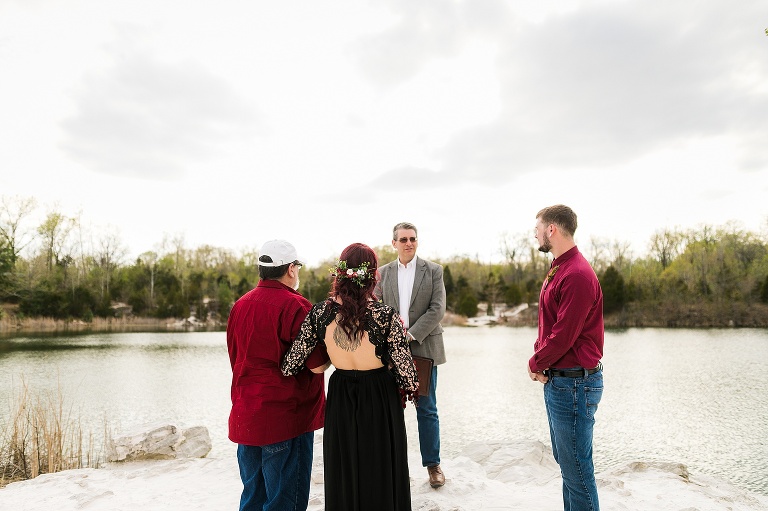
[
  {"x1": 662, "y1": 225, "x2": 762, "y2": 303},
  {"x1": 443, "y1": 265, "x2": 456, "y2": 311},
  {"x1": 456, "y1": 289, "x2": 479, "y2": 318},
  {"x1": 67, "y1": 285, "x2": 97, "y2": 320},
  {"x1": 118, "y1": 260, "x2": 151, "y2": 315},
  {"x1": 373, "y1": 244, "x2": 397, "y2": 264},
  {"x1": 19, "y1": 286, "x2": 65, "y2": 317},
  {"x1": 600, "y1": 266, "x2": 626, "y2": 313},
  {"x1": 0, "y1": 240, "x2": 13, "y2": 293},
  {"x1": 298, "y1": 268, "x2": 332, "y2": 303},
  {"x1": 455, "y1": 275, "x2": 478, "y2": 318},
  {"x1": 504, "y1": 282, "x2": 523, "y2": 306},
  {"x1": 481, "y1": 270, "x2": 507, "y2": 310},
  {"x1": 217, "y1": 279, "x2": 234, "y2": 318}
]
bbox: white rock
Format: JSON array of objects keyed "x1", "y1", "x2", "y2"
[{"x1": 107, "y1": 422, "x2": 212, "y2": 462}]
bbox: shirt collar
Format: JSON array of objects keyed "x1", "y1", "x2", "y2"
[
  {"x1": 553, "y1": 246, "x2": 579, "y2": 266},
  {"x1": 397, "y1": 255, "x2": 418, "y2": 269},
  {"x1": 257, "y1": 279, "x2": 301, "y2": 294}
]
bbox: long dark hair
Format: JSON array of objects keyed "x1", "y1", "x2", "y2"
[{"x1": 330, "y1": 243, "x2": 378, "y2": 340}]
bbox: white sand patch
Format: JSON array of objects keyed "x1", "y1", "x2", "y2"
[{"x1": 1, "y1": 439, "x2": 765, "y2": 511}]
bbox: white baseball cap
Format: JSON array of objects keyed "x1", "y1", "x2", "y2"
[{"x1": 258, "y1": 239, "x2": 304, "y2": 267}]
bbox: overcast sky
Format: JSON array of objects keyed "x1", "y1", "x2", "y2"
[{"x1": 1, "y1": 0, "x2": 766, "y2": 267}]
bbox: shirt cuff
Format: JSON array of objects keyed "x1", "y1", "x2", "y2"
[{"x1": 306, "y1": 345, "x2": 330, "y2": 370}]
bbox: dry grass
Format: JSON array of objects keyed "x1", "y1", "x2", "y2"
[
  {"x1": 0, "y1": 312, "x2": 179, "y2": 335},
  {"x1": 0, "y1": 377, "x2": 107, "y2": 487}
]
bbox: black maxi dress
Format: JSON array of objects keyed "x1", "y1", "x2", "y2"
[{"x1": 282, "y1": 300, "x2": 419, "y2": 511}]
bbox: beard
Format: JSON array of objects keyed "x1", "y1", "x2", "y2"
[
  {"x1": 293, "y1": 277, "x2": 300, "y2": 290},
  {"x1": 537, "y1": 237, "x2": 552, "y2": 254}
]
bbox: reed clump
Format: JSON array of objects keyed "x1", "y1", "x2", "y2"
[
  {"x1": 0, "y1": 378, "x2": 106, "y2": 487},
  {"x1": 0, "y1": 313, "x2": 182, "y2": 335}
]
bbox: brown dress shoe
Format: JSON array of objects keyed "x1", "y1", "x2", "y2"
[{"x1": 427, "y1": 464, "x2": 445, "y2": 488}]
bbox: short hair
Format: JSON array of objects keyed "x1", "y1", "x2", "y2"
[
  {"x1": 392, "y1": 222, "x2": 418, "y2": 240},
  {"x1": 536, "y1": 205, "x2": 578, "y2": 238},
  {"x1": 258, "y1": 255, "x2": 291, "y2": 280}
]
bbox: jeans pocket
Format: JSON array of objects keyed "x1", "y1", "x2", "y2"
[
  {"x1": 585, "y1": 384, "x2": 603, "y2": 419},
  {"x1": 549, "y1": 376, "x2": 572, "y2": 391},
  {"x1": 263, "y1": 439, "x2": 290, "y2": 454}
]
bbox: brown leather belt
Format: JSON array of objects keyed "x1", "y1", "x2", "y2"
[{"x1": 545, "y1": 362, "x2": 602, "y2": 378}]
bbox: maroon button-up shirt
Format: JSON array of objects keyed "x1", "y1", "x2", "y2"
[
  {"x1": 227, "y1": 279, "x2": 328, "y2": 446},
  {"x1": 528, "y1": 246, "x2": 604, "y2": 372}
]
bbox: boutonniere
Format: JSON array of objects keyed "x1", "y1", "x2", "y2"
[{"x1": 544, "y1": 265, "x2": 560, "y2": 288}]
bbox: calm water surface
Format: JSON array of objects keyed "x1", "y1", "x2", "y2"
[{"x1": 0, "y1": 327, "x2": 766, "y2": 496}]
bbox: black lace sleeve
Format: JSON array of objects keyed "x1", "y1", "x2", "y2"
[
  {"x1": 386, "y1": 309, "x2": 419, "y2": 393},
  {"x1": 282, "y1": 301, "x2": 335, "y2": 376},
  {"x1": 366, "y1": 303, "x2": 418, "y2": 393}
]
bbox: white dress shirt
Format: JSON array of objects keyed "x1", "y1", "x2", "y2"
[{"x1": 397, "y1": 256, "x2": 417, "y2": 330}]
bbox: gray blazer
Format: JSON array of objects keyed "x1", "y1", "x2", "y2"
[{"x1": 374, "y1": 257, "x2": 447, "y2": 365}]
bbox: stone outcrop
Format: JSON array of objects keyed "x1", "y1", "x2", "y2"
[{"x1": 107, "y1": 422, "x2": 212, "y2": 462}]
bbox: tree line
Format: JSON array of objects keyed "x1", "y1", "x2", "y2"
[{"x1": 1, "y1": 195, "x2": 768, "y2": 325}]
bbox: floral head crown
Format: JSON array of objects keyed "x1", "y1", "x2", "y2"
[{"x1": 329, "y1": 260, "x2": 373, "y2": 287}]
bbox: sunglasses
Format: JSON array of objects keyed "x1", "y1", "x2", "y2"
[{"x1": 396, "y1": 237, "x2": 418, "y2": 243}]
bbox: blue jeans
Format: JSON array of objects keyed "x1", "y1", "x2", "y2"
[
  {"x1": 237, "y1": 431, "x2": 313, "y2": 511},
  {"x1": 416, "y1": 365, "x2": 441, "y2": 467},
  {"x1": 544, "y1": 369, "x2": 603, "y2": 511}
]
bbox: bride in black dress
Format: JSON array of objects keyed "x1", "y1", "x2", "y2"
[{"x1": 282, "y1": 242, "x2": 419, "y2": 511}]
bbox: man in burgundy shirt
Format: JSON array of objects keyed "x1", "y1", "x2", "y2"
[
  {"x1": 527, "y1": 205, "x2": 604, "y2": 511},
  {"x1": 227, "y1": 240, "x2": 329, "y2": 511}
]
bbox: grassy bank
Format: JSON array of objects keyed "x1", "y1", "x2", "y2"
[
  {"x1": 0, "y1": 313, "x2": 225, "y2": 338},
  {"x1": 0, "y1": 379, "x2": 106, "y2": 487},
  {"x1": 493, "y1": 302, "x2": 768, "y2": 329},
  {"x1": 2, "y1": 301, "x2": 767, "y2": 338}
]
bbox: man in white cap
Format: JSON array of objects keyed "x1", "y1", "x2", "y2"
[{"x1": 227, "y1": 240, "x2": 329, "y2": 511}]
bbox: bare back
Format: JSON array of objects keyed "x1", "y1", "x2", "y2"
[{"x1": 325, "y1": 317, "x2": 386, "y2": 371}]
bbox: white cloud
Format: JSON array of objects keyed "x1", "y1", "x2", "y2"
[
  {"x1": 59, "y1": 29, "x2": 260, "y2": 180},
  {"x1": 0, "y1": 0, "x2": 766, "y2": 266}
]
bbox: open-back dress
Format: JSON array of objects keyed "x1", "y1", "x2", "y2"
[{"x1": 282, "y1": 299, "x2": 419, "y2": 511}]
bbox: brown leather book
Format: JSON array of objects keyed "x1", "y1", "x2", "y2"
[{"x1": 412, "y1": 356, "x2": 434, "y2": 396}]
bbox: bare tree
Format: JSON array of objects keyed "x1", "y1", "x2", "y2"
[
  {"x1": 588, "y1": 236, "x2": 610, "y2": 274},
  {"x1": 139, "y1": 251, "x2": 159, "y2": 307},
  {"x1": 0, "y1": 195, "x2": 37, "y2": 264},
  {"x1": 500, "y1": 231, "x2": 536, "y2": 284},
  {"x1": 649, "y1": 228, "x2": 685, "y2": 270},
  {"x1": 167, "y1": 233, "x2": 189, "y2": 297},
  {"x1": 37, "y1": 210, "x2": 74, "y2": 272},
  {"x1": 192, "y1": 244, "x2": 217, "y2": 270},
  {"x1": 69, "y1": 210, "x2": 90, "y2": 287},
  {"x1": 95, "y1": 230, "x2": 126, "y2": 300},
  {"x1": 608, "y1": 240, "x2": 633, "y2": 273}
]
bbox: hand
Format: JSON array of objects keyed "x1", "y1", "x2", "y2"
[
  {"x1": 399, "y1": 388, "x2": 418, "y2": 408},
  {"x1": 528, "y1": 363, "x2": 548, "y2": 384}
]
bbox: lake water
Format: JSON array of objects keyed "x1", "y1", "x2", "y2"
[{"x1": 0, "y1": 326, "x2": 766, "y2": 496}]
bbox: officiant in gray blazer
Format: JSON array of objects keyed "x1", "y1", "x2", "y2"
[{"x1": 374, "y1": 221, "x2": 447, "y2": 489}]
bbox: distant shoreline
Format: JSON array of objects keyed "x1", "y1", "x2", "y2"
[
  {"x1": 2, "y1": 301, "x2": 767, "y2": 339},
  {"x1": 450, "y1": 303, "x2": 768, "y2": 329},
  {"x1": 0, "y1": 316, "x2": 226, "y2": 338}
]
